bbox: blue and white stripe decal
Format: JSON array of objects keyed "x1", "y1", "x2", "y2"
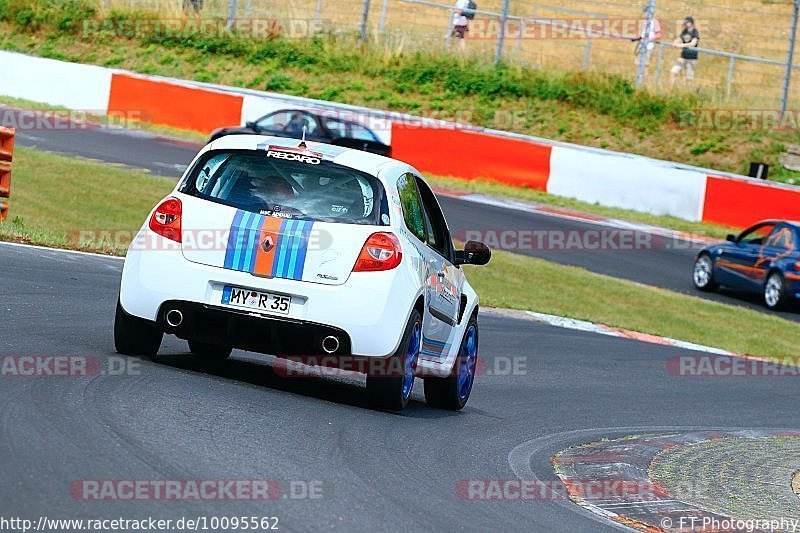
[
  {"x1": 223, "y1": 210, "x2": 314, "y2": 281},
  {"x1": 421, "y1": 336, "x2": 450, "y2": 359},
  {"x1": 272, "y1": 219, "x2": 314, "y2": 280}
]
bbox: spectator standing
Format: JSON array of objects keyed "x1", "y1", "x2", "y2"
[
  {"x1": 183, "y1": 0, "x2": 203, "y2": 14},
  {"x1": 451, "y1": 0, "x2": 472, "y2": 52},
  {"x1": 670, "y1": 17, "x2": 700, "y2": 88},
  {"x1": 632, "y1": 6, "x2": 662, "y2": 82}
]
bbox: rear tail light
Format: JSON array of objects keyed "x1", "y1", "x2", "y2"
[
  {"x1": 149, "y1": 197, "x2": 182, "y2": 243},
  {"x1": 353, "y1": 232, "x2": 402, "y2": 272}
]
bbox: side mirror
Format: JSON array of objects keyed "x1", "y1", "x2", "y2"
[
  {"x1": 245, "y1": 121, "x2": 256, "y2": 130},
  {"x1": 726, "y1": 234, "x2": 737, "y2": 243},
  {"x1": 455, "y1": 241, "x2": 491, "y2": 266}
]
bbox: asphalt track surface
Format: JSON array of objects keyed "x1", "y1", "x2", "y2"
[
  {"x1": 4, "y1": 106, "x2": 797, "y2": 322},
  {"x1": 3, "y1": 241, "x2": 800, "y2": 532}
]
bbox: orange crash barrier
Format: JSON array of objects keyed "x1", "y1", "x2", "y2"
[
  {"x1": 390, "y1": 123, "x2": 552, "y2": 190},
  {"x1": 108, "y1": 73, "x2": 245, "y2": 134},
  {"x1": 702, "y1": 175, "x2": 800, "y2": 228},
  {"x1": 0, "y1": 126, "x2": 13, "y2": 221}
]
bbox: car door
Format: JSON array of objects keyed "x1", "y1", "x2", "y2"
[
  {"x1": 717, "y1": 222, "x2": 775, "y2": 290},
  {"x1": 414, "y1": 176, "x2": 464, "y2": 360},
  {"x1": 754, "y1": 224, "x2": 798, "y2": 283}
]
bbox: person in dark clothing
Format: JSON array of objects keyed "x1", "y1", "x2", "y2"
[
  {"x1": 182, "y1": 0, "x2": 203, "y2": 13},
  {"x1": 670, "y1": 17, "x2": 700, "y2": 88}
]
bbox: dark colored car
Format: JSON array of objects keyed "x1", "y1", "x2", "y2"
[
  {"x1": 208, "y1": 108, "x2": 391, "y2": 157},
  {"x1": 693, "y1": 220, "x2": 800, "y2": 309}
]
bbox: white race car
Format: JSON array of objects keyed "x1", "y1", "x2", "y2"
[{"x1": 115, "y1": 135, "x2": 490, "y2": 410}]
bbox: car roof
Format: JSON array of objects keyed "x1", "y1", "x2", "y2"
[
  {"x1": 267, "y1": 107, "x2": 377, "y2": 130},
  {"x1": 204, "y1": 134, "x2": 408, "y2": 182},
  {"x1": 750, "y1": 220, "x2": 800, "y2": 228}
]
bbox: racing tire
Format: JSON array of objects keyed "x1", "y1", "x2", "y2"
[
  {"x1": 692, "y1": 253, "x2": 718, "y2": 292},
  {"x1": 188, "y1": 341, "x2": 232, "y2": 360},
  {"x1": 764, "y1": 272, "x2": 789, "y2": 310},
  {"x1": 366, "y1": 309, "x2": 422, "y2": 411},
  {"x1": 114, "y1": 300, "x2": 163, "y2": 358},
  {"x1": 424, "y1": 314, "x2": 478, "y2": 411}
]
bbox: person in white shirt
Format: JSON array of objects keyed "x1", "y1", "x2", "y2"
[
  {"x1": 632, "y1": 7, "x2": 662, "y2": 80},
  {"x1": 451, "y1": 0, "x2": 470, "y2": 51}
]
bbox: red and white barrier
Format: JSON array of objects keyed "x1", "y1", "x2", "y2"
[
  {"x1": 0, "y1": 125, "x2": 14, "y2": 221},
  {"x1": 2, "y1": 49, "x2": 798, "y2": 230},
  {"x1": 0, "y1": 52, "x2": 112, "y2": 111},
  {"x1": 548, "y1": 146, "x2": 708, "y2": 222}
]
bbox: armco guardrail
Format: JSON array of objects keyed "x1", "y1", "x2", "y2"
[
  {"x1": 2, "y1": 49, "x2": 800, "y2": 229},
  {"x1": 0, "y1": 126, "x2": 13, "y2": 221}
]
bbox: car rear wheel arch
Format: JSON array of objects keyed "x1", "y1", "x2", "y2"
[{"x1": 414, "y1": 295, "x2": 425, "y2": 319}]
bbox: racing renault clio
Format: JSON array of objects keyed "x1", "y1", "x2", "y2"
[{"x1": 115, "y1": 135, "x2": 491, "y2": 410}]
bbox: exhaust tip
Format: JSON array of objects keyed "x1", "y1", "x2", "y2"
[
  {"x1": 165, "y1": 309, "x2": 184, "y2": 328},
  {"x1": 322, "y1": 336, "x2": 340, "y2": 354}
]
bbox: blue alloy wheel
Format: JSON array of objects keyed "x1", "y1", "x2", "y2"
[
  {"x1": 457, "y1": 324, "x2": 477, "y2": 400},
  {"x1": 403, "y1": 322, "x2": 421, "y2": 400}
]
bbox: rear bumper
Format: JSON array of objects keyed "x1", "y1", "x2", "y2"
[
  {"x1": 157, "y1": 301, "x2": 352, "y2": 356},
  {"x1": 119, "y1": 239, "x2": 421, "y2": 357}
]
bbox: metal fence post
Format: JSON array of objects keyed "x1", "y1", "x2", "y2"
[
  {"x1": 378, "y1": 0, "x2": 389, "y2": 35},
  {"x1": 516, "y1": 18, "x2": 525, "y2": 56},
  {"x1": 494, "y1": 0, "x2": 511, "y2": 66},
  {"x1": 314, "y1": 0, "x2": 324, "y2": 25},
  {"x1": 726, "y1": 57, "x2": 735, "y2": 99},
  {"x1": 583, "y1": 35, "x2": 592, "y2": 71},
  {"x1": 636, "y1": 0, "x2": 656, "y2": 87},
  {"x1": 781, "y1": 0, "x2": 799, "y2": 116},
  {"x1": 655, "y1": 43, "x2": 664, "y2": 86},
  {"x1": 445, "y1": 8, "x2": 454, "y2": 48},
  {"x1": 226, "y1": 0, "x2": 237, "y2": 30},
  {"x1": 360, "y1": 0, "x2": 371, "y2": 41}
]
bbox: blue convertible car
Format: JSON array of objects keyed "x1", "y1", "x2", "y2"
[{"x1": 693, "y1": 220, "x2": 800, "y2": 310}]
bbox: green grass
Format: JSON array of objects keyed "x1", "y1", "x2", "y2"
[
  {"x1": 2, "y1": 147, "x2": 799, "y2": 358},
  {"x1": 0, "y1": 147, "x2": 173, "y2": 254},
  {"x1": 1, "y1": 0, "x2": 800, "y2": 184}
]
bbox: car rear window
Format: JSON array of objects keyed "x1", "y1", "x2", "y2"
[
  {"x1": 181, "y1": 150, "x2": 389, "y2": 225},
  {"x1": 323, "y1": 117, "x2": 381, "y2": 142}
]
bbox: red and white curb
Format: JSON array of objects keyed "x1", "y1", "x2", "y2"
[
  {"x1": 525, "y1": 310, "x2": 735, "y2": 355},
  {"x1": 484, "y1": 307, "x2": 738, "y2": 357},
  {"x1": 552, "y1": 430, "x2": 800, "y2": 532}
]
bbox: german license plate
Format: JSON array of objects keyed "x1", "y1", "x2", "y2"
[{"x1": 222, "y1": 286, "x2": 291, "y2": 315}]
